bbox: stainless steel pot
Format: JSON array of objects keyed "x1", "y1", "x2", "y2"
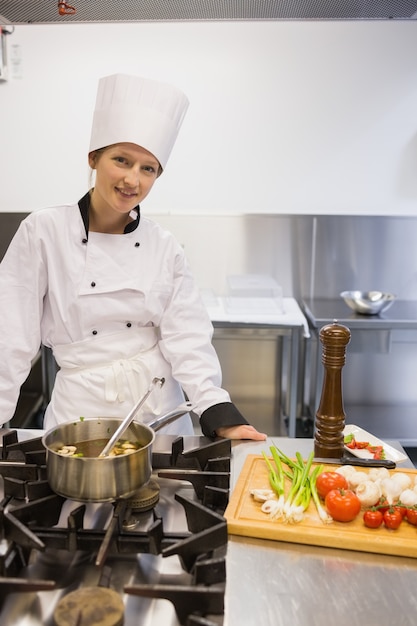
[{"x1": 41, "y1": 402, "x2": 193, "y2": 502}]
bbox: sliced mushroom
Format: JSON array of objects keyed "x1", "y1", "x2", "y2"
[
  {"x1": 250, "y1": 488, "x2": 276, "y2": 502},
  {"x1": 57, "y1": 445, "x2": 77, "y2": 456}
]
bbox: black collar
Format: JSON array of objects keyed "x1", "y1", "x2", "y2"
[{"x1": 78, "y1": 192, "x2": 141, "y2": 239}]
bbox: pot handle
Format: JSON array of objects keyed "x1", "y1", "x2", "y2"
[
  {"x1": 99, "y1": 377, "x2": 165, "y2": 457},
  {"x1": 147, "y1": 401, "x2": 196, "y2": 432}
]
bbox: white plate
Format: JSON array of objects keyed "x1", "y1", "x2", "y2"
[{"x1": 343, "y1": 424, "x2": 408, "y2": 464}]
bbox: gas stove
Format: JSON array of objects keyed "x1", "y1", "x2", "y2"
[{"x1": 0, "y1": 429, "x2": 231, "y2": 625}]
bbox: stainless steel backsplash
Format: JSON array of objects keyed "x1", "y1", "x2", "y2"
[{"x1": 291, "y1": 215, "x2": 417, "y2": 301}]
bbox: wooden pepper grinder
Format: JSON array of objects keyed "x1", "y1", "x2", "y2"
[{"x1": 314, "y1": 321, "x2": 351, "y2": 458}]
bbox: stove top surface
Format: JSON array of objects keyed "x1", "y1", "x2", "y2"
[{"x1": 0, "y1": 429, "x2": 231, "y2": 626}]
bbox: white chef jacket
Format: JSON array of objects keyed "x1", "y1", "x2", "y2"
[{"x1": 0, "y1": 195, "x2": 242, "y2": 436}]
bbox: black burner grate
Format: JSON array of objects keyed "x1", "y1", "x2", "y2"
[{"x1": 0, "y1": 430, "x2": 232, "y2": 625}]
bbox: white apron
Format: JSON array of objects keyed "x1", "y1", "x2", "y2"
[{"x1": 43, "y1": 327, "x2": 194, "y2": 436}]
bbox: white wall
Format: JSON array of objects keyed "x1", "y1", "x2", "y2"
[{"x1": 1, "y1": 20, "x2": 417, "y2": 216}]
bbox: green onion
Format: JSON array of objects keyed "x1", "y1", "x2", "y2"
[
  {"x1": 260, "y1": 448, "x2": 331, "y2": 524},
  {"x1": 309, "y1": 464, "x2": 333, "y2": 524},
  {"x1": 262, "y1": 450, "x2": 285, "y2": 519}
]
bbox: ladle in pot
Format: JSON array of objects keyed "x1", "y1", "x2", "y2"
[{"x1": 98, "y1": 376, "x2": 165, "y2": 457}]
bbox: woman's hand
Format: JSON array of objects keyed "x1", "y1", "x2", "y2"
[{"x1": 215, "y1": 424, "x2": 267, "y2": 441}]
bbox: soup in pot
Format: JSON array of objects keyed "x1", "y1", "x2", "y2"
[{"x1": 56, "y1": 438, "x2": 142, "y2": 458}]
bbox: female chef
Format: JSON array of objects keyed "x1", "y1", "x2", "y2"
[{"x1": 0, "y1": 73, "x2": 266, "y2": 442}]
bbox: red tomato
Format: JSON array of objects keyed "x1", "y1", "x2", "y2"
[
  {"x1": 363, "y1": 509, "x2": 383, "y2": 529},
  {"x1": 406, "y1": 508, "x2": 417, "y2": 526},
  {"x1": 355, "y1": 441, "x2": 369, "y2": 449},
  {"x1": 325, "y1": 488, "x2": 361, "y2": 522},
  {"x1": 316, "y1": 471, "x2": 348, "y2": 499},
  {"x1": 376, "y1": 496, "x2": 390, "y2": 514},
  {"x1": 383, "y1": 508, "x2": 403, "y2": 530},
  {"x1": 368, "y1": 445, "x2": 384, "y2": 460},
  {"x1": 394, "y1": 505, "x2": 407, "y2": 519}
]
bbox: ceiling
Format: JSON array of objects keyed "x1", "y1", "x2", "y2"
[{"x1": 1, "y1": 0, "x2": 417, "y2": 25}]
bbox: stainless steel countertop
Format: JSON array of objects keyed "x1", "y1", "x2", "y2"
[
  {"x1": 302, "y1": 298, "x2": 417, "y2": 330},
  {"x1": 226, "y1": 438, "x2": 417, "y2": 626},
  {"x1": 8, "y1": 430, "x2": 417, "y2": 625}
]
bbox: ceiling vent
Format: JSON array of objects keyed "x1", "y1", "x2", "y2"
[{"x1": 1, "y1": 0, "x2": 417, "y2": 25}]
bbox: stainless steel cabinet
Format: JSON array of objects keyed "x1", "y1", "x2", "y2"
[{"x1": 212, "y1": 321, "x2": 307, "y2": 437}]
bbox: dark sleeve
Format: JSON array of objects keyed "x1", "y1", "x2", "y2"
[{"x1": 199, "y1": 402, "x2": 249, "y2": 438}]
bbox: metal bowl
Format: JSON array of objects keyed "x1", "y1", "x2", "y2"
[{"x1": 340, "y1": 290, "x2": 396, "y2": 315}]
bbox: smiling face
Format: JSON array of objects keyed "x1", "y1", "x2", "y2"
[{"x1": 88, "y1": 142, "x2": 160, "y2": 230}]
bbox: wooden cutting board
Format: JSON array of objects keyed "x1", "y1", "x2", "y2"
[{"x1": 225, "y1": 454, "x2": 417, "y2": 558}]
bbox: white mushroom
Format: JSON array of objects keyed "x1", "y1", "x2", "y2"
[
  {"x1": 261, "y1": 499, "x2": 284, "y2": 520},
  {"x1": 57, "y1": 445, "x2": 77, "y2": 456},
  {"x1": 355, "y1": 480, "x2": 381, "y2": 508},
  {"x1": 390, "y1": 472, "x2": 412, "y2": 492},
  {"x1": 347, "y1": 471, "x2": 368, "y2": 490},
  {"x1": 399, "y1": 488, "x2": 417, "y2": 507},
  {"x1": 381, "y1": 477, "x2": 403, "y2": 504},
  {"x1": 368, "y1": 467, "x2": 390, "y2": 482},
  {"x1": 250, "y1": 489, "x2": 276, "y2": 503},
  {"x1": 335, "y1": 465, "x2": 357, "y2": 480}
]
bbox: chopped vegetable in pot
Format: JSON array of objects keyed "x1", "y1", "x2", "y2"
[{"x1": 56, "y1": 438, "x2": 141, "y2": 458}]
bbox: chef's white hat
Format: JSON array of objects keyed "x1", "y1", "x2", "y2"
[{"x1": 89, "y1": 73, "x2": 189, "y2": 170}]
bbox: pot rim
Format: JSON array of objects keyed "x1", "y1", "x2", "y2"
[{"x1": 41, "y1": 417, "x2": 155, "y2": 460}]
